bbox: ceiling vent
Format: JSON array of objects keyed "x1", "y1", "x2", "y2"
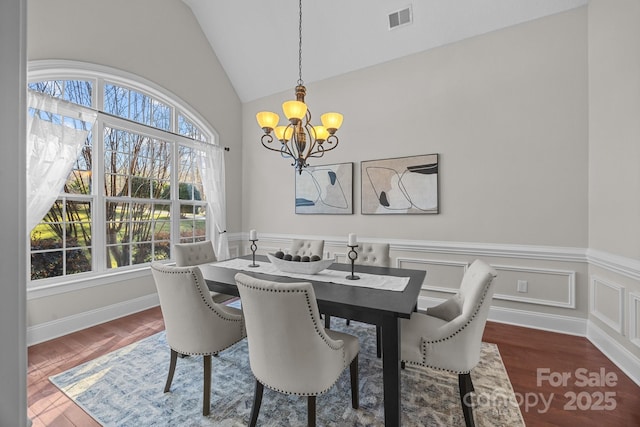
[{"x1": 388, "y1": 5, "x2": 412, "y2": 30}]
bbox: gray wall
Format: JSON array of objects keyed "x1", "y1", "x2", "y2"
[
  {"x1": 588, "y1": 0, "x2": 640, "y2": 357},
  {"x1": 238, "y1": 7, "x2": 592, "y2": 328},
  {"x1": 239, "y1": 2, "x2": 640, "y2": 369},
  {"x1": 242, "y1": 7, "x2": 588, "y2": 247},
  {"x1": 0, "y1": 0, "x2": 27, "y2": 425},
  {"x1": 588, "y1": 0, "x2": 640, "y2": 261}
]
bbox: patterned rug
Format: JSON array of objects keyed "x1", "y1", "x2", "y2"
[{"x1": 50, "y1": 315, "x2": 524, "y2": 426}]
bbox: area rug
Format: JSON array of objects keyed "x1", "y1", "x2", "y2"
[{"x1": 50, "y1": 317, "x2": 525, "y2": 426}]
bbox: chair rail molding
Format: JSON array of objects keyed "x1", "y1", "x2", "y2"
[
  {"x1": 587, "y1": 248, "x2": 640, "y2": 281},
  {"x1": 241, "y1": 233, "x2": 588, "y2": 263}
]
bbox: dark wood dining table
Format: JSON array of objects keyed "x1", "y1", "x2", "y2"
[{"x1": 199, "y1": 254, "x2": 426, "y2": 427}]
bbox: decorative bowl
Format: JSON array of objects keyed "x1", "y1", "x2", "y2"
[{"x1": 267, "y1": 253, "x2": 334, "y2": 275}]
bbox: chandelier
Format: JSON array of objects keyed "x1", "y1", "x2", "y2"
[{"x1": 256, "y1": 0, "x2": 343, "y2": 174}]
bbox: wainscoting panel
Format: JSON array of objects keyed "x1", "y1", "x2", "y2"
[
  {"x1": 397, "y1": 257, "x2": 467, "y2": 292},
  {"x1": 491, "y1": 264, "x2": 576, "y2": 308},
  {"x1": 590, "y1": 276, "x2": 625, "y2": 335},
  {"x1": 334, "y1": 252, "x2": 348, "y2": 264},
  {"x1": 629, "y1": 292, "x2": 640, "y2": 349}
]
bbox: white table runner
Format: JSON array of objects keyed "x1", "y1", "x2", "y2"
[{"x1": 213, "y1": 258, "x2": 409, "y2": 292}]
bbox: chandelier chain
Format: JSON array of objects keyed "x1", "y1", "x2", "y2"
[{"x1": 297, "y1": 0, "x2": 303, "y2": 86}]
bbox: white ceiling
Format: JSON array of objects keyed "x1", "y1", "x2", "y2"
[{"x1": 183, "y1": 0, "x2": 588, "y2": 103}]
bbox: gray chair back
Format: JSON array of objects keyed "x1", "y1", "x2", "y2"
[
  {"x1": 174, "y1": 240, "x2": 217, "y2": 266},
  {"x1": 289, "y1": 239, "x2": 324, "y2": 258},
  {"x1": 354, "y1": 242, "x2": 390, "y2": 267},
  {"x1": 235, "y1": 272, "x2": 356, "y2": 395},
  {"x1": 151, "y1": 262, "x2": 244, "y2": 355},
  {"x1": 401, "y1": 259, "x2": 497, "y2": 372},
  {"x1": 173, "y1": 240, "x2": 233, "y2": 303}
]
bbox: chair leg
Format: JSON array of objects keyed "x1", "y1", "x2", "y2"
[
  {"x1": 458, "y1": 372, "x2": 476, "y2": 427},
  {"x1": 307, "y1": 395, "x2": 316, "y2": 427},
  {"x1": 350, "y1": 355, "x2": 359, "y2": 409},
  {"x1": 249, "y1": 380, "x2": 264, "y2": 427},
  {"x1": 324, "y1": 314, "x2": 331, "y2": 329},
  {"x1": 376, "y1": 326, "x2": 382, "y2": 358},
  {"x1": 203, "y1": 355, "x2": 211, "y2": 416},
  {"x1": 346, "y1": 319, "x2": 351, "y2": 326},
  {"x1": 164, "y1": 349, "x2": 178, "y2": 392}
]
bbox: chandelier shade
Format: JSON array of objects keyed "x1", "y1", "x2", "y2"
[
  {"x1": 320, "y1": 112, "x2": 343, "y2": 134},
  {"x1": 256, "y1": 0, "x2": 343, "y2": 174},
  {"x1": 274, "y1": 125, "x2": 293, "y2": 142},
  {"x1": 256, "y1": 111, "x2": 279, "y2": 132},
  {"x1": 282, "y1": 100, "x2": 307, "y2": 123},
  {"x1": 313, "y1": 125, "x2": 329, "y2": 142}
]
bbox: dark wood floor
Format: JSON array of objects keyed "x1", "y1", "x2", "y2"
[{"x1": 28, "y1": 307, "x2": 640, "y2": 426}]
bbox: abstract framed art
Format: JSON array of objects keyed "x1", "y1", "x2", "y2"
[
  {"x1": 295, "y1": 162, "x2": 353, "y2": 214},
  {"x1": 361, "y1": 154, "x2": 439, "y2": 214}
]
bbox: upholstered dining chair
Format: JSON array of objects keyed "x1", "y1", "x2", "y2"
[
  {"x1": 289, "y1": 239, "x2": 325, "y2": 258},
  {"x1": 174, "y1": 240, "x2": 233, "y2": 304},
  {"x1": 400, "y1": 259, "x2": 497, "y2": 427},
  {"x1": 150, "y1": 262, "x2": 245, "y2": 416},
  {"x1": 234, "y1": 272, "x2": 359, "y2": 427},
  {"x1": 353, "y1": 242, "x2": 391, "y2": 268}
]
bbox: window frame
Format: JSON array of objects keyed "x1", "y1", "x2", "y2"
[{"x1": 27, "y1": 60, "x2": 220, "y2": 299}]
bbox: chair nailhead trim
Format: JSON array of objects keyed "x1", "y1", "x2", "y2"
[
  {"x1": 152, "y1": 264, "x2": 246, "y2": 356},
  {"x1": 411, "y1": 277, "x2": 495, "y2": 369},
  {"x1": 237, "y1": 280, "x2": 356, "y2": 396},
  {"x1": 153, "y1": 267, "x2": 242, "y2": 323}
]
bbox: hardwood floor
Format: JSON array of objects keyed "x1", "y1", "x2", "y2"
[
  {"x1": 28, "y1": 307, "x2": 639, "y2": 426},
  {"x1": 28, "y1": 308, "x2": 165, "y2": 427}
]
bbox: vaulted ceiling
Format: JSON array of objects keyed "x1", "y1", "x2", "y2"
[{"x1": 183, "y1": 0, "x2": 588, "y2": 103}]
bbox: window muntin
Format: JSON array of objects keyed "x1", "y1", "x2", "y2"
[
  {"x1": 28, "y1": 80, "x2": 93, "y2": 107},
  {"x1": 177, "y1": 145, "x2": 207, "y2": 243},
  {"x1": 178, "y1": 114, "x2": 207, "y2": 142},
  {"x1": 105, "y1": 201, "x2": 171, "y2": 268},
  {"x1": 28, "y1": 71, "x2": 213, "y2": 283},
  {"x1": 30, "y1": 198, "x2": 93, "y2": 279},
  {"x1": 104, "y1": 82, "x2": 171, "y2": 131},
  {"x1": 103, "y1": 127, "x2": 171, "y2": 200},
  {"x1": 104, "y1": 126, "x2": 173, "y2": 268}
]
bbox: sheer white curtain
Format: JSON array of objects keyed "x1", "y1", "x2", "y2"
[
  {"x1": 26, "y1": 90, "x2": 97, "y2": 232},
  {"x1": 197, "y1": 143, "x2": 230, "y2": 260}
]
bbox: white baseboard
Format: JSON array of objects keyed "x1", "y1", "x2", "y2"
[
  {"x1": 419, "y1": 295, "x2": 640, "y2": 387},
  {"x1": 487, "y1": 306, "x2": 588, "y2": 336},
  {"x1": 587, "y1": 321, "x2": 640, "y2": 387},
  {"x1": 27, "y1": 293, "x2": 159, "y2": 346}
]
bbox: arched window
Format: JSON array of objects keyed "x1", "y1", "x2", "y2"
[{"x1": 28, "y1": 61, "x2": 222, "y2": 284}]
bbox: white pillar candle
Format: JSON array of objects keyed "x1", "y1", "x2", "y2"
[
  {"x1": 348, "y1": 233, "x2": 357, "y2": 246},
  {"x1": 249, "y1": 229, "x2": 257, "y2": 240}
]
